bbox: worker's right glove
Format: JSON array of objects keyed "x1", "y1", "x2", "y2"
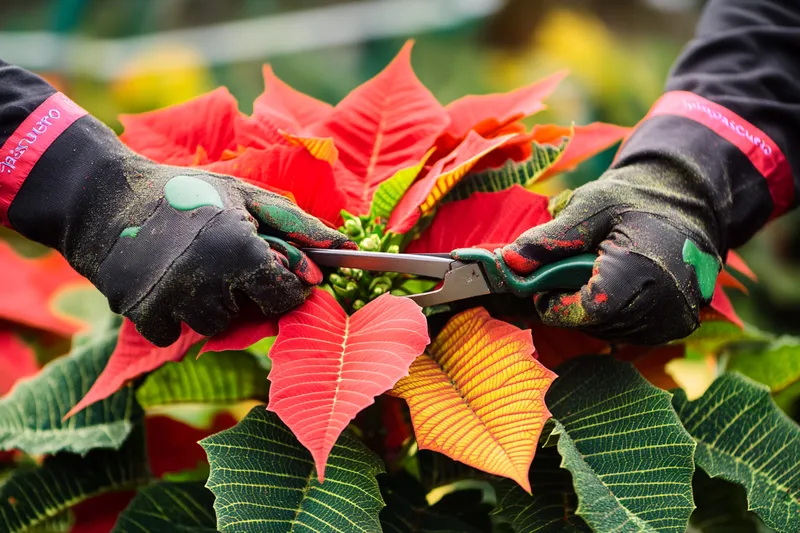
[{"x1": 501, "y1": 160, "x2": 724, "y2": 345}]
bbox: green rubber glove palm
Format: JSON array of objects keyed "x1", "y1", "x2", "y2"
[{"x1": 501, "y1": 160, "x2": 723, "y2": 345}]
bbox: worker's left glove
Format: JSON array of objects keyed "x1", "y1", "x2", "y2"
[
  {"x1": 7, "y1": 113, "x2": 353, "y2": 346},
  {"x1": 500, "y1": 160, "x2": 724, "y2": 345}
]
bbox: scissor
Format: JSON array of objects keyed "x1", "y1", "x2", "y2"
[{"x1": 262, "y1": 236, "x2": 596, "y2": 308}]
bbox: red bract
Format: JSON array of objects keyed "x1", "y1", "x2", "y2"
[
  {"x1": 66, "y1": 320, "x2": 205, "y2": 418},
  {"x1": 268, "y1": 289, "x2": 429, "y2": 481},
  {"x1": 0, "y1": 326, "x2": 39, "y2": 396},
  {"x1": 202, "y1": 144, "x2": 347, "y2": 226},
  {"x1": 310, "y1": 41, "x2": 450, "y2": 214},
  {"x1": 703, "y1": 284, "x2": 744, "y2": 329},
  {"x1": 436, "y1": 70, "x2": 567, "y2": 157},
  {"x1": 120, "y1": 87, "x2": 240, "y2": 166},
  {"x1": 726, "y1": 250, "x2": 757, "y2": 281},
  {"x1": 388, "y1": 131, "x2": 517, "y2": 233},
  {"x1": 407, "y1": 185, "x2": 552, "y2": 253},
  {"x1": 252, "y1": 65, "x2": 333, "y2": 132},
  {"x1": 0, "y1": 241, "x2": 91, "y2": 337},
  {"x1": 146, "y1": 413, "x2": 237, "y2": 477},
  {"x1": 533, "y1": 123, "x2": 630, "y2": 179}
]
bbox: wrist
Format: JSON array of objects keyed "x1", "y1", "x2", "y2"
[
  {"x1": 7, "y1": 109, "x2": 145, "y2": 275},
  {"x1": 614, "y1": 91, "x2": 793, "y2": 249}
]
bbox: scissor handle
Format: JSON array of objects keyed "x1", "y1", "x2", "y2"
[
  {"x1": 259, "y1": 235, "x2": 304, "y2": 269},
  {"x1": 451, "y1": 248, "x2": 596, "y2": 297}
]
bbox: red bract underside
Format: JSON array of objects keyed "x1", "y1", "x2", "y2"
[{"x1": 268, "y1": 289, "x2": 429, "y2": 481}]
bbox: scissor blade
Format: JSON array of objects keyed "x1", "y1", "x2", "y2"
[
  {"x1": 408, "y1": 263, "x2": 493, "y2": 307},
  {"x1": 304, "y1": 249, "x2": 457, "y2": 279}
]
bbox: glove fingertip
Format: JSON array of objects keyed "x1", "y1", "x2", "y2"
[
  {"x1": 501, "y1": 245, "x2": 541, "y2": 275},
  {"x1": 294, "y1": 252, "x2": 324, "y2": 285},
  {"x1": 131, "y1": 315, "x2": 182, "y2": 348}
]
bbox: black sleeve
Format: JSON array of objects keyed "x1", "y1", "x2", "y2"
[
  {"x1": 614, "y1": 0, "x2": 800, "y2": 250},
  {"x1": 0, "y1": 60, "x2": 56, "y2": 146},
  {"x1": 0, "y1": 59, "x2": 133, "y2": 255}
]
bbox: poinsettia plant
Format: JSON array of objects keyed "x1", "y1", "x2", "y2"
[{"x1": 1, "y1": 41, "x2": 798, "y2": 533}]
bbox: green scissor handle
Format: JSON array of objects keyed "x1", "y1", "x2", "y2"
[
  {"x1": 259, "y1": 235, "x2": 303, "y2": 270},
  {"x1": 451, "y1": 248, "x2": 596, "y2": 297}
]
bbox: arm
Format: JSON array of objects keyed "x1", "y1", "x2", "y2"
[
  {"x1": 500, "y1": 0, "x2": 800, "y2": 344},
  {"x1": 0, "y1": 60, "x2": 352, "y2": 346},
  {"x1": 617, "y1": 0, "x2": 800, "y2": 249}
]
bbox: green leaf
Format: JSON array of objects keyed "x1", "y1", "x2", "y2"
[
  {"x1": 0, "y1": 328, "x2": 142, "y2": 455},
  {"x1": 688, "y1": 469, "x2": 774, "y2": 533},
  {"x1": 136, "y1": 350, "x2": 269, "y2": 408},
  {"x1": 444, "y1": 141, "x2": 566, "y2": 203},
  {"x1": 727, "y1": 337, "x2": 800, "y2": 393},
  {"x1": 494, "y1": 446, "x2": 590, "y2": 533},
  {"x1": 673, "y1": 372, "x2": 800, "y2": 532},
  {"x1": 680, "y1": 321, "x2": 769, "y2": 356},
  {"x1": 112, "y1": 481, "x2": 218, "y2": 533},
  {"x1": 547, "y1": 356, "x2": 696, "y2": 533},
  {"x1": 201, "y1": 406, "x2": 385, "y2": 533},
  {"x1": 0, "y1": 426, "x2": 150, "y2": 533},
  {"x1": 27, "y1": 512, "x2": 74, "y2": 533},
  {"x1": 370, "y1": 151, "x2": 434, "y2": 221}
]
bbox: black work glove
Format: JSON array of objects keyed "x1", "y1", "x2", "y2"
[
  {"x1": 501, "y1": 160, "x2": 723, "y2": 345},
  {"x1": 8, "y1": 115, "x2": 353, "y2": 346}
]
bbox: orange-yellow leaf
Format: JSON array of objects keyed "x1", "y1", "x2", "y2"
[
  {"x1": 280, "y1": 131, "x2": 339, "y2": 165},
  {"x1": 391, "y1": 307, "x2": 556, "y2": 491}
]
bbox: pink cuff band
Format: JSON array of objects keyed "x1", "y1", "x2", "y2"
[
  {"x1": 638, "y1": 91, "x2": 793, "y2": 220},
  {"x1": 0, "y1": 92, "x2": 88, "y2": 228}
]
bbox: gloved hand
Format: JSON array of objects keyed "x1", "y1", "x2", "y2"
[
  {"x1": 8, "y1": 115, "x2": 353, "y2": 346},
  {"x1": 501, "y1": 160, "x2": 723, "y2": 345}
]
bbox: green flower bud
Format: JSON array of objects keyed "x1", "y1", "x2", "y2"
[
  {"x1": 372, "y1": 286, "x2": 386, "y2": 297},
  {"x1": 332, "y1": 284, "x2": 350, "y2": 298},
  {"x1": 360, "y1": 237, "x2": 379, "y2": 251},
  {"x1": 369, "y1": 276, "x2": 393, "y2": 291}
]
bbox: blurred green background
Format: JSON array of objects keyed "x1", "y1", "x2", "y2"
[{"x1": 2, "y1": 0, "x2": 799, "y2": 398}]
